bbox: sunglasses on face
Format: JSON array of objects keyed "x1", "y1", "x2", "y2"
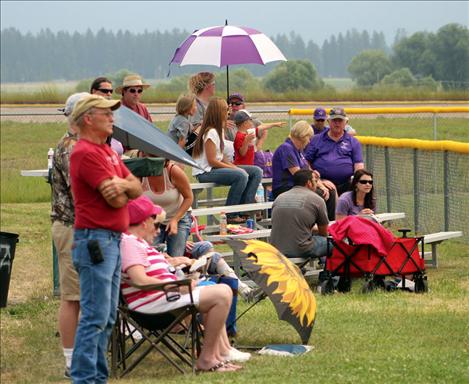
[
  {"x1": 150, "y1": 215, "x2": 161, "y2": 229},
  {"x1": 230, "y1": 102, "x2": 243, "y2": 106},
  {"x1": 358, "y1": 180, "x2": 373, "y2": 185},
  {"x1": 127, "y1": 88, "x2": 143, "y2": 94},
  {"x1": 315, "y1": 119, "x2": 325, "y2": 122},
  {"x1": 97, "y1": 88, "x2": 113, "y2": 94}
]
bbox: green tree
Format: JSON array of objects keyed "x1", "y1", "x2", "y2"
[
  {"x1": 432, "y1": 23, "x2": 469, "y2": 89},
  {"x1": 263, "y1": 60, "x2": 323, "y2": 92},
  {"x1": 392, "y1": 31, "x2": 435, "y2": 77},
  {"x1": 380, "y1": 68, "x2": 416, "y2": 87},
  {"x1": 348, "y1": 50, "x2": 392, "y2": 86}
]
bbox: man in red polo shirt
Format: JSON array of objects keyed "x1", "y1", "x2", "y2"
[
  {"x1": 116, "y1": 73, "x2": 152, "y2": 122},
  {"x1": 69, "y1": 94, "x2": 142, "y2": 383}
]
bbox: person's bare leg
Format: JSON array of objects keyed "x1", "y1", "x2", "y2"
[
  {"x1": 58, "y1": 300, "x2": 80, "y2": 369},
  {"x1": 196, "y1": 284, "x2": 232, "y2": 370},
  {"x1": 59, "y1": 300, "x2": 80, "y2": 347}
]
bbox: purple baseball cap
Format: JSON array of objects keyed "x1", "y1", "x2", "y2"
[
  {"x1": 227, "y1": 93, "x2": 245, "y2": 104},
  {"x1": 313, "y1": 107, "x2": 327, "y2": 120}
]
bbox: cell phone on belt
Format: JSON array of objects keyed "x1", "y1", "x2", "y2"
[{"x1": 87, "y1": 239, "x2": 104, "y2": 264}]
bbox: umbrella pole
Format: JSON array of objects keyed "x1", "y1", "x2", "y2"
[{"x1": 226, "y1": 65, "x2": 230, "y2": 100}]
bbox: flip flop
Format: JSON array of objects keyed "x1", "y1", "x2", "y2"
[{"x1": 195, "y1": 361, "x2": 238, "y2": 373}]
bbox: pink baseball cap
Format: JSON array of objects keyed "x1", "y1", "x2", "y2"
[{"x1": 127, "y1": 195, "x2": 164, "y2": 225}]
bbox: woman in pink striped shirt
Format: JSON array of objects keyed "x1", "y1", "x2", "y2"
[{"x1": 120, "y1": 196, "x2": 250, "y2": 372}]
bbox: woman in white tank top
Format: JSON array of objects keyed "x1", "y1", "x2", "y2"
[{"x1": 142, "y1": 160, "x2": 193, "y2": 256}]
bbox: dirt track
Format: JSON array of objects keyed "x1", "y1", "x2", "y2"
[{"x1": 1, "y1": 102, "x2": 467, "y2": 123}]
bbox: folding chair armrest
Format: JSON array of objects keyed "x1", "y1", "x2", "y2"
[{"x1": 127, "y1": 278, "x2": 193, "y2": 292}]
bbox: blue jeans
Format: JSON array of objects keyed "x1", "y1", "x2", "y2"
[
  {"x1": 155, "y1": 211, "x2": 192, "y2": 256},
  {"x1": 285, "y1": 236, "x2": 328, "y2": 260},
  {"x1": 197, "y1": 165, "x2": 262, "y2": 217},
  {"x1": 71, "y1": 228, "x2": 122, "y2": 384}
]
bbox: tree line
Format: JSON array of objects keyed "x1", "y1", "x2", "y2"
[
  {"x1": 1, "y1": 26, "x2": 389, "y2": 82},
  {"x1": 1, "y1": 24, "x2": 467, "y2": 91}
]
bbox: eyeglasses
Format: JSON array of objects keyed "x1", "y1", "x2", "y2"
[
  {"x1": 89, "y1": 111, "x2": 113, "y2": 118},
  {"x1": 230, "y1": 102, "x2": 243, "y2": 106},
  {"x1": 127, "y1": 88, "x2": 143, "y2": 94},
  {"x1": 97, "y1": 88, "x2": 113, "y2": 94},
  {"x1": 315, "y1": 119, "x2": 325, "y2": 122},
  {"x1": 358, "y1": 180, "x2": 373, "y2": 185},
  {"x1": 150, "y1": 215, "x2": 161, "y2": 230}
]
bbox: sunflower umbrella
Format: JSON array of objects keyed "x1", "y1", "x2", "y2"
[{"x1": 226, "y1": 239, "x2": 316, "y2": 344}]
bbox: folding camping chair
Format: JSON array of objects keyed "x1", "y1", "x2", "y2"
[
  {"x1": 318, "y1": 229, "x2": 428, "y2": 294},
  {"x1": 109, "y1": 279, "x2": 201, "y2": 378}
]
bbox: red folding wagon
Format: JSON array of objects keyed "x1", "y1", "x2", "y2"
[{"x1": 319, "y1": 228, "x2": 428, "y2": 294}]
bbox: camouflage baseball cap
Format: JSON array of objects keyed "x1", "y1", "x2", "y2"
[{"x1": 329, "y1": 107, "x2": 347, "y2": 120}]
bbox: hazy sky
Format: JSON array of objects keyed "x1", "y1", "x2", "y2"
[{"x1": 1, "y1": 1, "x2": 468, "y2": 45}]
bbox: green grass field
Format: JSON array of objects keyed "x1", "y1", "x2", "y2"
[
  {"x1": 1, "y1": 203, "x2": 468, "y2": 383},
  {"x1": 1, "y1": 116, "x2": 467, "y2": 204}
]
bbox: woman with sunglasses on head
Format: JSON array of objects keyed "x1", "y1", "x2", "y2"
[
  {"x1": 335, "y1": 169, "x2": 376, "y2": 221},
  {"x1": 185, "y1": 72, "x2": 216, "y2": 155},
  {"x1": 192, "y1": 97, "x2": 262, "y2": 224},
  {"x1": 140, "y1": 156, "x2": 194, "y2": 258}
]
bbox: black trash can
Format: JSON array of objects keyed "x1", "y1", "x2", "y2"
[{"x1": 0, "y1": 231, "x2": 19, "y2": 308}]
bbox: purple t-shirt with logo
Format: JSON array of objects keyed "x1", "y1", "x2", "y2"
[
  {"x1": 272, "y1": 138, "x2": 309, "y2": 192},
  {"x1": 305, "y1": 131, "x2": 363, "y2": 185}
]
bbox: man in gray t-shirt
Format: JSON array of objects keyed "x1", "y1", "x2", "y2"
[{"x1": 271, "y1": 169, "x2": 329, "y2": 258}]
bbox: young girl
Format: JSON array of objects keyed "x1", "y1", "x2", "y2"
[{"x1": 167, "y1": 94, "x2": 197, "y2": 150}]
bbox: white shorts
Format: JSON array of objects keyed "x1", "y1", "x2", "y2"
[{"x1": 135, "y1": 286, "x2": 201, "y2": 314}]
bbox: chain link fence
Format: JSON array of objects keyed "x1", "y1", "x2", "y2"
[
  {"x1": 288, "y1": 107, "x2": 469, "y2": 141},
  {"x1": 362, "y1": 139, "x2": 468, "y2": 243}
]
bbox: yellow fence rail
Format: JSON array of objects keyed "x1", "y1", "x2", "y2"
[
  {"x1": 288, "y1": 106, "x2": 469, "y2": 116},
  {"x1": 357, "y1": 136, "x2": 469, "y2": 154}
]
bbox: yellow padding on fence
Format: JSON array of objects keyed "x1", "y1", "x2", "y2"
[
  {"x1": 356, "y1": 136, "x2": 469, "y2": 154},
  {"x1": 288, "y1": 106, "x2": 469, "y2": 115}
]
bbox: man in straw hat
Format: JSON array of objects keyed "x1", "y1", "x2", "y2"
[
  {"x1": 69, "y1": 94, "x2": 142, "y2": 382},
  {"x1": 116, "y1": 73, "x2": 152, "y2": 122}
]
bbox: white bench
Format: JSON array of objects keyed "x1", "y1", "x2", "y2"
[
  {"x1": 423, "y1": 231, "x2": 463, "y2": 267},
  {"x1": 190, "y1": 178, "x2": 272, "y2": 209},
  {"x1": 192, "y1": 202, "x2": 272, "y2": 219},
  {"x1": 204, "y1": 212, "x2": 406, "y2": 242}
]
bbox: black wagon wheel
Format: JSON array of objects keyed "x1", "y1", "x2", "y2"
[
  {"x1": 414, "y1": 275, "x2": 428, "y2": 294},
  {"x1": 319, "y1": 278, "x2": 335, "y2": 295},
  {"x1": 337, "y1": 276, "x2": 352, "y2": 293},
  {"x1": 361, "y1": 279, "x2": 377, "y2": 293}
]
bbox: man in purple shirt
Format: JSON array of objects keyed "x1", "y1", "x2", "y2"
[
  {"x1": 311, "y1": 107, "x2": 328, "y2": 135},
  {"x1": 305, "y1": 107, "x2": 364, "y2": 195}
]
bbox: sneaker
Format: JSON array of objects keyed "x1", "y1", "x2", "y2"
[
  {"x1": 240, "y1": 287, "x2": 265, "y2": 303},
  {"x1": 64, "y1": 366, "x2": 71, "y2": 379},
  {"x1": 224, "y1": 347, "x2": 251, "y2": 362}
]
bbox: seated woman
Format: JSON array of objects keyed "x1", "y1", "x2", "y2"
[
  {"x1": 192, "y1": 97, "x2": 262, "y2": 224},
  {"x1": 335, "y1": 169, "x2": 376, "y2": 221},
  {"x1": 141, "y1": 157, "x2": 193, "y2": 257},
  {"x1": 271, "y1": 120, "x2": 337, "y2": 220},
  {"x1": 120, "y1": 196, "x2": 250, "y2": 372}
]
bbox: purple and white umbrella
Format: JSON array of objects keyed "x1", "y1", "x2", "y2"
[{"x1": 169, "y1": 24, "x2": 287, "y2": 96}]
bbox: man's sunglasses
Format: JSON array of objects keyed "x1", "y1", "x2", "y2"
[
  {"x1": 97, "y1": 88, "x2": 113, "y2": 94},
  {"x1": 358, "y1": 180, "x2": 373, "y2": 185},
  {"x1": 127, "y1": 88, "x2": 143, "y2": 94},
  {"x1": 230, "y1": 102, "x2": 243, "y2": 106},
  {"x1": 315, "y1": 119, "x2": 325, "y2": 122}
]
